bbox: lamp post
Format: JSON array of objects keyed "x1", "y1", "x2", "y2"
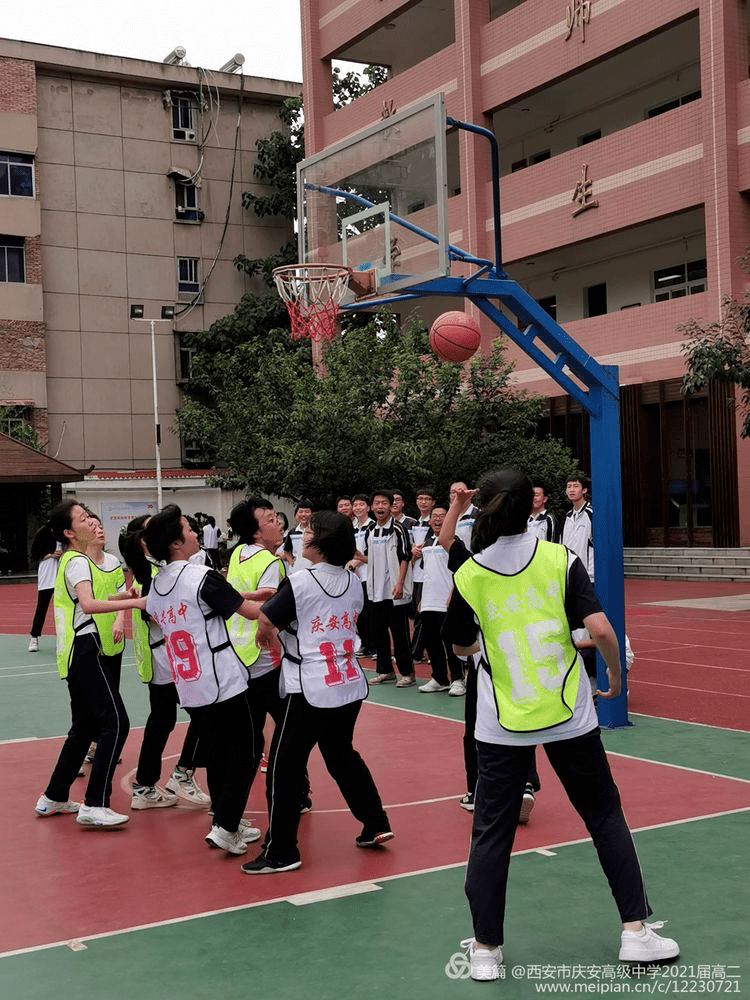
[{"x1": 129, "y1": 304, "x2": 175, "y2": 509}]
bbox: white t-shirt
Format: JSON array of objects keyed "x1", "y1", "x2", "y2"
[
  {"x1": 202, "y1": 523, "x2": 219, "y2": 548},
  {"x1": 37, "y1": 550, "x2": 60, "y2": 591},
  {"x1": 64, "y1": 554, "x2": 97, "y2": 637},
  {"x1": 420, "y1": 534, "x2": 453, "y2": 612}
]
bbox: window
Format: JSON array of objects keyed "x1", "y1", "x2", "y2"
[
  {"x1": 175, "y1": 332, "x2": 196, "y2": 382},
  {"x1": 510, "y1": 150, "x2": 550, "y2": 173},
  {"x1": 578, "y1": 129, "x2": 601, "y2": 146},
  {"x1": 584, "y1": 283, "x2": 607, "y2": 317},
  {"x1": 653, "y1": 259, "x2": 706, "y2": 301},
  {"x1": 538, "y1": 295, "x2": 557, "y2": 320},
  {"x1": 647, "y1": 91, "x2": 701, "y2": 119},
  {"x1": 0, "y1": 153, "x2": 34, "y2": 197},
  {"x1": 0, "y1": 236, "x2": 25, "y2": 282},
  {"x1": 172, "y1": 98, "x2": 197, "y2": 141},
  {"x1": 177, "y1": 257, "x2": 200, "y2": 298},
  {"x1": 175, "y1": 182, "x2": 200, "y2": 222}
]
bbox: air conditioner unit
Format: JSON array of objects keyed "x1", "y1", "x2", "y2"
[{"x1": 185, "y1": 129, "x2": 196, "y2": 141}]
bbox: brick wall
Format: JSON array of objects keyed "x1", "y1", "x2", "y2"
[
  {"x1": 25, "y1": 236, "x2": 42, "y2": 284},
  {"x1": 0, "y1": 320, "x2": 47, "y2": 371},
  {"x1": 0, "y1": 57, "x2": 36, "y2": 114}
]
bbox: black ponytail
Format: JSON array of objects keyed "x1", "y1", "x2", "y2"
[
  {"x1": 118, "y1": 515, "x2": 153, "y2": 590},
  {"x1": 40, "y1": 500, "x2": 79, "y2": 550},
  {"x1": 471, "y1": 469, "x2": 533, "y2": 552}
]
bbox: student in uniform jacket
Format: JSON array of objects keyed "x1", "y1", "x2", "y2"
[
  {"x1": 527, "y1": 483, "x2": 559, "y2": 543},
  {"x1": 282, "y1": 499, "x2": 313, "y2": 573}
]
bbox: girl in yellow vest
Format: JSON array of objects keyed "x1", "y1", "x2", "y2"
[
  {"x1": 119, "y1": 516, "x2": 211, "y2": 811},
  {"x1": 444, "y1": 469, "x2": 678, "y2": 980},
  {"x1": 35, "y1": 501, "x2": 146, "y2": 828}
]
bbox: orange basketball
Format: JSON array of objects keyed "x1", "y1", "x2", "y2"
[{"x1": 429, "y1": 311, "x2": 481, "y2": 363}]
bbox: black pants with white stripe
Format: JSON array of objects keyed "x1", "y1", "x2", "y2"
[
  {"x1": 465, "y1": 728, "x2": 652, "y2": 947},
  {"x1": 370, "y1": 599, "x2": 413, "y2": 676},
  {"x1": 263, "y1": 694, "x2": 389, "y2": 863},
  {"x1": 45, "y1": 633, "x2": 130, "y2": 808}
]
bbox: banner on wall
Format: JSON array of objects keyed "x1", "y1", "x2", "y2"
[{"x1": 101, "y1": 501, "x2": 157, "y2": 558}]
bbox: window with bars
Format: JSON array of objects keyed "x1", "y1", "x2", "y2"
[{"x1": 172, "y1": 99, "x2": 197, "y2": 141}]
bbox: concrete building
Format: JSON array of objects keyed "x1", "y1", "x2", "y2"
[
  {"x1": 0, "y1": 38, "x2": 298, "y2": 559},
  {"x1": 300, "y1": 0, "x2": 750, "y2": 547}
]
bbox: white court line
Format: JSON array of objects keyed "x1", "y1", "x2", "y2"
[
  {"x1": 628, "y1": 678, "x2": 750, "y2": 699},
  {"x1": 607, "y1": 750, "x2": 750, "y2": 785},
  {"x1": 630, "y1": 711, "x2": 750, "y2": 735},
  {"x1": 0, "y1": 670, "x2": 58, "y2": 678},
  {"x1": 636, "y1": 657, "x2": 750, "y2": 674},
  {"x1": 3, "y1": 803, "x2": 747, "y2": 961},
  {"x1": 633, "y1": 622, "x2": 750, "y2": 638}
]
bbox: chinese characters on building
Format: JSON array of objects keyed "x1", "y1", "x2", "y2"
[
  {"x1": 572, "y1": 164, "x2": 599, "y2": 217},
  {"x1": 565, "y1": 0, "x2": 591, "y2": 42}
]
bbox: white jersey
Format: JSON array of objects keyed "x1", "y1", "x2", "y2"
[
  {"x1": 285, "y1": 526, "x2": 312, "y2": 574},
  {"x1": 353, "y1": 517, "x2": 374, "y2": 583},
  {"x1": 279, "y1": 565, "x2": 368, "y2": 708},
  {"x1": 420, "y1": 534, "x2": 454, "y2": 612},
  {"x1": 410, "y1": 519, "x2": 431, "y2": 584},
  {"x1": 146, "y1": 561, "x2": 248, "y2": 708},
  {"x1": 456, "y1": 504, "x2": 479, "y2": 549}
]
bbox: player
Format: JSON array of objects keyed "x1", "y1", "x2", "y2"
[
  {"x1": 143, "y1": 505, "x2": 264, "y2": 855},
  {"x1": 34, "y1": 501, "x2": 147, "y2": 828},
  {"x1": 242, "y1": 511, "x2": 392, "y2": 874},
  {"x1": 119, "y1": 516, "x2": 211, "y2": 811},
  {"x1": 444, "y1": 469, "x2": 679, "y2": 980}
]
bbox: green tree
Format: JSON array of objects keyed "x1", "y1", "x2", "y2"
[
  {"x1": 681, "y1": 294, "x2": 750, "y2": 436},
  {"x1": 178, "y1": 313, "x2": 578, "y2": 507},
  {"x1": 0, "y1": 406, "x2": 42, "y2": 451}
]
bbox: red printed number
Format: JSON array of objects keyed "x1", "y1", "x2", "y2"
[
  {"x1": 165, "y1": 629, "x2": 201, "y2": 682},
  {"x1": 320, "y1": 638, "x2": 359, "y2": 687}
]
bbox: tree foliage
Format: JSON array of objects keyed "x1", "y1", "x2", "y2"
[
  {"x1": 0, "y1": 407, "x2": 42, "y2": 451},
  {"x1": 681, "y1": 294, "x2": 750, "y2": 437},
  {"x1": 178, "y1": 313, "x2": 578, "y2": 508}
]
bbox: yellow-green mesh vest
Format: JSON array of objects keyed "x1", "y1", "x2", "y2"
[
  {"x1": 131, "y1": 564, "x2": 159, "y2": 682},
  {"x1": 53, "y1": 549, "x2": 91, "y2": 679},
  {"x1": 454, "y1": 541, "x2": 581, "y2": 732},
  {"x1": 90, "y1": 557, "x2": 126, "y2": 656},
  {"x1": 227, "y1": 544, "x2": 285, "y2": 666}
]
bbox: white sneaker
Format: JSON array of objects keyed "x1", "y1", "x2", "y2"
[
  {"x1": 238, "y1": 818, "x2": 262, "y2": 843},
  {"x1": 461, "y1": 938, "x2": 502, "y2": 981},
  {"x1": 619, "y1": 921, "x2": 679, "y2": 962},
  {"x1": 165, "y1": 768, "x2": 211, "y2": 805},
  {"x1": 205, "y1": 824, "x2": 248, "y2": 855},
  {"x1": 518, "y1": 784, "x2": 535, "y2": 824},
  {"x1": 131, "y1": 785, "x2": 178, "y2": 810},
  {"x1": 449, "y1": 678, "x2": 466, "y2": 697},
  {"x1": 35, "y1": 794, "x2": 80, "y2": 816},
  {"x1": 76, "y1": 804, "x2": 129, "y2": 827},
  {"x1": 419, "y1": 678, "x2": 449, "y2": 693},
  {"x1": 28, "y1": 636, "x2": 39, "y2": 652}
]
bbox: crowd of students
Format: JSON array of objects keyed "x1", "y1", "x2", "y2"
[{"x1": 29, "y1": 473, "x2": 677, "y2": 974}]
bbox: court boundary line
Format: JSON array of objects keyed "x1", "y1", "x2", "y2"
[
  {"x1": 629, "y1": 711, "x2": 750, "y2": 735},
  {"x1": 3, "y1": 803, "x2": 748, "y2": 961}
]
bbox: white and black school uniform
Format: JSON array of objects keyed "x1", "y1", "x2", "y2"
[
  {"x1": 418, "y1": 529, "x2": 464, "y2": 685},
  {"x1": 45, "y1": 553, "x2": 130, "y2": 809},
  {"x1": 363, "y1": 516, "x2": 414, "y2": 676},
  {"x1": 283, "y1": 525, "x2": 312, "y2": 574},
  {"x1": 444, "y1": 533, "x2": 650, "y2": 948},
  {"x1": 562, "y1": 502, "x2": 596, "y2": 678},
  {"x1": 146, "y1": 560, "x2": 258, "y2": 834},
  {"x1": 29, "y1": 549, "x2": 59, "y2": 638},
  {"x1": 409, "y1": 517, "x2": 431, "y2": 655},
  {"x1": 456, "y1": 503, "x2": 479, "y2": 549},
  {"x1": 259, "y1": 565, "x2": 390, "y2": 864},
  {"x1": 353, "y1": 516, "x2": 375, "y2": 652},
  {"x1": 527, "y1": 509, "x2": 559, "y2": 543}
]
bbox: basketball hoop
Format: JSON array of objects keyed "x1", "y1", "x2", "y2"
[{"x1": 273, "y1": 264, "x2": 351, "y2": 341}]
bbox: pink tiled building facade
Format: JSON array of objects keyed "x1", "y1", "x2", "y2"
[{"x1": 300, "y1": 0, "x2": 750, "y2": 547}]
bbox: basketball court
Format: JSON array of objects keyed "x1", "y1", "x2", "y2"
[{"x1": 1, "y1": 578, "x2": 748, "y2": 998}]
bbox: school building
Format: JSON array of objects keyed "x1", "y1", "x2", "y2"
[
  {"x1": 300, "y1": 0, "x2": 750, "y2": 548},
  {"x1": 0, "y1": 37, "x2": 298, "y2": 563}
]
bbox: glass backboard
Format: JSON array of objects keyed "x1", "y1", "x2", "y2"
[{"x1": 298, "y1": 93, "x2": 450, "y2": 298}]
